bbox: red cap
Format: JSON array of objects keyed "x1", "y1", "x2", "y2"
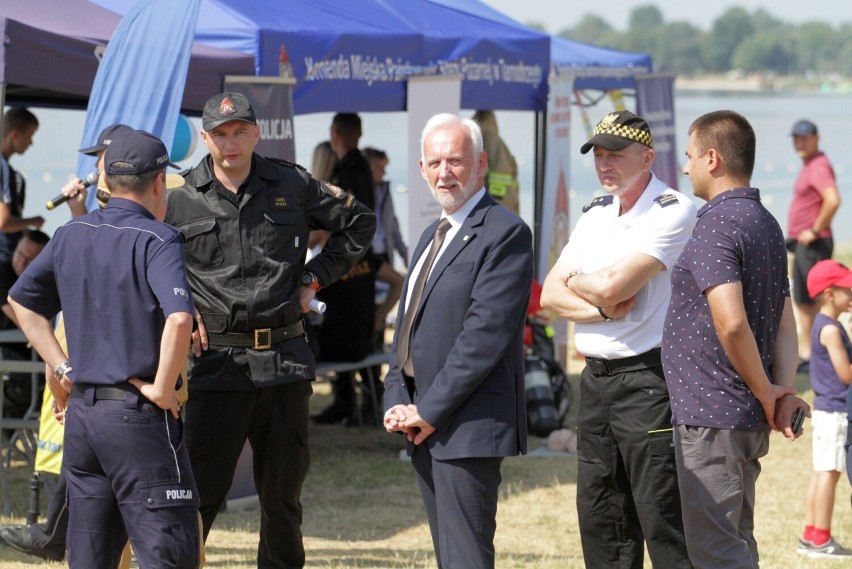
[{"x1": 807, "y1": 260, "x2": 852, "y2": 299}]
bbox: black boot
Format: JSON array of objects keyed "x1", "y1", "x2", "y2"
[{"x1": 311, "y1": 372, "x2": 356, "y2": 424}]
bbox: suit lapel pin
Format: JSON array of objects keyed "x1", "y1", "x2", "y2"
[{"x1": 463, "y1": 235, "x2": 470, "y2": 241}]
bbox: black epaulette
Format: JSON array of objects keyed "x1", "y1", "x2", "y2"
[
  {"x1": 265, "y1": 156, "x2": 308, "y2": 176},
  {"x1": 654, "y1": 193, "x2": 680, "y2": 208},
  {"x1": 582, "y1": 195, "x2": 614, "y2": 213}
]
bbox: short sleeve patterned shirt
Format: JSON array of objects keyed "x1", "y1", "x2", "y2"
[{"x1": 662, "y1": 187, "x2": 789, "y2": 431}]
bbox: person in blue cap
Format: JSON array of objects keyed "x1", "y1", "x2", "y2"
[{"x1": 7, "y1": 129, "x2": 198, "y2": 569}]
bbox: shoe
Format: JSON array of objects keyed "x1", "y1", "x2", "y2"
[
  {"x1": 796, "y1": 358, "x2": 810, "y2": 374},
  {"x1": 809, "y1": 537, "x2": 852, "y2": 558},
  {"x1": 797, "y1": 538, "x2": 814, "y2": 554},
  {"x1": 0, "y1": 524, "x2": 64, "y2": 561}
]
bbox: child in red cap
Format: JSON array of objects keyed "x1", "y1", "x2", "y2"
[{"x1": 798, "y1": 260, "x2": 852, "y2": 558}]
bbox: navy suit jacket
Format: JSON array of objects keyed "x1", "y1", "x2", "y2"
[{"x1": 384, "y1": 192, "x2": 533, "y2": 460}]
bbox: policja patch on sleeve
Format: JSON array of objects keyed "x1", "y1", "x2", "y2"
[{"x1": 321, "y1": 181, "x2": 355, "y2": 208}]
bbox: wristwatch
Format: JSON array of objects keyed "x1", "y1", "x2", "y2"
[
  {"x1": 54, "y1": 361, "x2": 71, "y2": 381},
  {"x1": 300, "y1": 271, "x2": 321, "y2": 292}
]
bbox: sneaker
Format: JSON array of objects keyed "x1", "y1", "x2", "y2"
[
  {"x1": 809, "y1": 537, "x2": 852, "y2": 558},
  {"x1": 796, "y1": 358, "x2": 810, "y2": 374},
  {"x1": 797, "y1": 538, "x2": 814, "y2": 555}
]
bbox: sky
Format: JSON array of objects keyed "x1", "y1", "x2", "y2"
[{"x1": 481, "y1": 0, "x2": 852, "y2": 33}]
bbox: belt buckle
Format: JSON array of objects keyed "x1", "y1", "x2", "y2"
[
  {"x1": 254, "y1": 328, "x2": 272, "y2": 350},
  {"x1": 587, "y1": 357, "x2": 611, "y2": 376}
]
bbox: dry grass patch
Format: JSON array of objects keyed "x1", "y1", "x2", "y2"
[{"x1": 0, "y1": 378, "x2": 849, "y2": 568}]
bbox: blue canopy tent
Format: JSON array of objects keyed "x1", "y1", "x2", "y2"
[
  {"x1": 552, "y1": 36, "x2": 652, "y2": 91},
  {"x1": 0, "y1": 0, "x2": 255, "y2": 112},
  {"x1": 425, "y1": 0, "x2": 651, "y2": 90},
  {"x1": 93, "y1": 0, "x2": 550, "y2": 114}
]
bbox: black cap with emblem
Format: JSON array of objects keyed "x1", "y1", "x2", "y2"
[
  {"x1": 202, "y1": 92, "x2": 257, "y2": 131},
  {"x1": 580, "y1": 110, "x2": 654, "y2": 155}
]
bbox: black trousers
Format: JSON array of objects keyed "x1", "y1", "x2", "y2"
[
  {"x1": 411, "y1": 444, "x2": 503, "y2": 569},
  {"x1": 64, "y1": 393, "x2": 199, "y2": 569},
  {"x1": 184, "y1": 381, "x2": 311, "y2": 569},
  {"x1": 791, "y1": 237, "x2": 833, "y2": 304},
  {"x1": 27, "y1": 471, "x2": 68, "y2": 557},
  {"x1": 576, "y1": 365, "x2": 692, "y2": 569}
]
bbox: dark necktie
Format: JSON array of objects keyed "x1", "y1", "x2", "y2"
[{"x1": 397, "y1": 218, "x2": 452, "y2": 376}]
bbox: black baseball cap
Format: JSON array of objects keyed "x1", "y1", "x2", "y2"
[
  {"x1": 78, "y1": 124, "x2": 134, "y2": 156},
  {"x1": 790, "y1": 119, "x2": 818, "y2": 136},
  {"x1": 580, "y1": 110, "x2": 654, "y2": 154},
  {"x1": 104, "y1": 130, "x2": 183, "y2": 189},
  {"x1": 202, "y1": 92, "x2": 257, "y2": 131}
]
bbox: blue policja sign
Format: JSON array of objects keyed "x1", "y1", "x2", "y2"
[{"x1": 224, "y1": 78, "x2": 297, "y2": 162}]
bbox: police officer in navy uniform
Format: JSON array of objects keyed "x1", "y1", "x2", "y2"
[
  {"x1": 165, "y1": 92, "x2": 375, "y2": 568},
  {"x1": 8, "y1": 129, "x2": 199, "y2": 569}
]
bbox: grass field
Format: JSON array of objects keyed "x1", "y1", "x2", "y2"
[{"x1": 0, "y1": 370, "x2": 849, "y2": 568}]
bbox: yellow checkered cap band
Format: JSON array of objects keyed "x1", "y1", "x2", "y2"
[{"x1": 593, "y1": 117, "x2": 653, "y2": 149}]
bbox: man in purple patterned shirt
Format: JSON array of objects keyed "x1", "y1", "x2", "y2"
[{"x1": 662, "y1": 110, "x2": 811, "y2": 568}]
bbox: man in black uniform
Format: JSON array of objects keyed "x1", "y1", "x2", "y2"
[
  {"x1": 313, "y1": 112, "x2": 382, "y2": 425},
  {"x1": 165, "y1": 92, "x2": 375, "y2": 568},
  {"x1": 8, "y1": 129, "x2": 198, "y2": 569}
]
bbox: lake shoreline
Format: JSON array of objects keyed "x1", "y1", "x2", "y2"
[{"x1": 676, "y1": 74, "x2": 852, "y2": 94}]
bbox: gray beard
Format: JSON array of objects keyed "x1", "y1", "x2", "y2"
[{"x1": 430, "y1": 172, "x2": 479, "y2": 212}]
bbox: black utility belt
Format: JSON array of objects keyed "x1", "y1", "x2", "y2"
[
  {"x1": 207, "y1": 320, "x2": 304, "y2": 350},
  {"x1": 585, "y1": 347, "x2": 662, "y2": 376},
  {"x1": 70, "y1": 382, "x2": 137, "y2": 401}
]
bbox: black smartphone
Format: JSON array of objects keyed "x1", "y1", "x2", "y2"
[{"x1": 791, "y1": 407, "x2": 805, "y2": 435}]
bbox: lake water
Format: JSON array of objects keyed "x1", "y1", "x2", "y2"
[{"x1": 12, "y1": 90, "x2": 852, "y2": 245}]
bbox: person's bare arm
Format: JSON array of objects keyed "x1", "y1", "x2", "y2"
[
  {"x1": 8, "y1": 296, "x2": 70, "y2": 409},
  {"x1": 540, "y1": 255, "x2": 637, "y2": 323},
  {"x1": 1, "y1": 303, "x2": 19, "y2": 328},
  {"x1": 821, "y1": 321, "x2": 852, "y2": 385},
  {"x1": 0, "y1": 202, "x2": 44, "y2": 232},
  {"x1": 771, "y1": 298, "x2": 800, "y2": 388},
  {"x1": 568, "y1": 251, "x2": 664, "y2": 307},
  {"x1": 799, "y1": 186, "x2": 839, "y2": 244},
  {"x1": 130, "y1": 311, "x2": 192, "y2": 418},
  {"x1": 374, "y1": 262, "x2": 403, "y2": 331},
  {"x1": 770, "y1": 299, "x2": 810, "y2": 438},
  {"x1": 705, "y1": 283, "x2": 796, "y2": 431}
]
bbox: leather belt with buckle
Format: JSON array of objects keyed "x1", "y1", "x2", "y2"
[
  {"x1": 70, "y1": 382, "x2": 136, "y2": 401},
  {"x1": 207, "y1": 320, "x2": 305, "y2": 350},
  {"x1": 585, "y1": 347, "x2": 662, "y2": 376}
]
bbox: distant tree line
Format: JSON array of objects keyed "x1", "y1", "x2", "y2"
[{"x1": 539, "y1": 5, "x2": 852, "y2": 76}]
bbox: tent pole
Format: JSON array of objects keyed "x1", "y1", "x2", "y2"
[{"x1": 533, "y1": 109, "x2": 546, "y2": 283}]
